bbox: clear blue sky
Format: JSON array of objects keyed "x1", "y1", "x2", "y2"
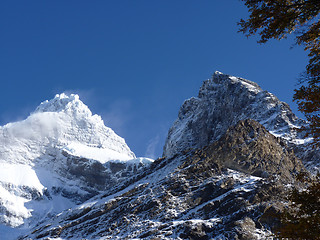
[{"x1": 0, "y1": 1, "x2": 308, "y2": 158}]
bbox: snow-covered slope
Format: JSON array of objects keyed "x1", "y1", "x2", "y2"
[
  {"x1": 0, "y1": 93, "x2": 151, "y2": 228},
  {"x1": 163, "y1": 71, "x2": 311, "y2": 158}
]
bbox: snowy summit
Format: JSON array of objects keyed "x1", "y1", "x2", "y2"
[
  {"x1": 0, "y1": 93, "x2": 135, "y2": 165},
  {"x1": 0, "y1": 93, "x2": 151, "y2": 229}
]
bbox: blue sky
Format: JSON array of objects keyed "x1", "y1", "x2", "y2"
[{"x1": 0, "y1": 1, "x2": 308, "y2": 158}]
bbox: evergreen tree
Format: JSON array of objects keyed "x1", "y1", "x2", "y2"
[
  {"x1": 238, "y1": 0, "x2": 320, "y2": 146},
  {"x1": 276, "y1": 173, "x2": 320, "y2": 239}
]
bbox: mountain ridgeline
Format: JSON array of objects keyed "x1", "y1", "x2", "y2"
[{"x1": 1, "y1": 72, "x2": 318, "y2": 239}]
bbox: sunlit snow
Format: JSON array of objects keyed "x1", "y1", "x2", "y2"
[{"x1": 0, "y1": 93, "x2": 142, "y2": 230}]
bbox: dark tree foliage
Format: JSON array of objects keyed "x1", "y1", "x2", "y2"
[
  {"x1": 238, "y1": 0, "x2": 320, "y2": 145},
  {"x1": 276, "y1": 173, "x2": 320, "y2": 239}
]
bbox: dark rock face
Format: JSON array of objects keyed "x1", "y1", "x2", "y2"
[
  {"x1": 23, "y1": 119, "x2": 303, "y2": 239},
  {"x1": 47, "y1": 152, "x2": 150, "y2": 203},
  {"x1": 66, "y1": 156, "x2": 108, "y2": 187}
]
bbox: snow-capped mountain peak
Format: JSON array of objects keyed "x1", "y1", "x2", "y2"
[
  {"x1": 0, "y1": 93, "x2": 135, "y2": 165},
  {"x1": 0, "y1": 93, "x2": 143, "y2": 228}
]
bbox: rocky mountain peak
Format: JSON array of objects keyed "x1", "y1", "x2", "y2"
[
  {"x1": 163, "y1": 72, "x2": 308, "y2": 158},
  {"x1": 198, "y1": 71, "x2": 262, "y2": 98}
]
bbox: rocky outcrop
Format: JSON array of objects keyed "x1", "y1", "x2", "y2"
[
  {"x1": 203, "y1": 119, "x2": 304, "y2": 181},
  {"x1": 48, "y1": 151, "x2": 152, "y2": 203}
]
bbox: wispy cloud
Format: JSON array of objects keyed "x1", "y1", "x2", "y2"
[
  {"x1": 0, "y1": 103, "x2": 38, "y2": 126},
  {"x1": 100, "y1": 99, "x2": 133, "y2": 137},
  {"x1": 145, "y1": 135, "x2": 161, "y2": 159}
]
